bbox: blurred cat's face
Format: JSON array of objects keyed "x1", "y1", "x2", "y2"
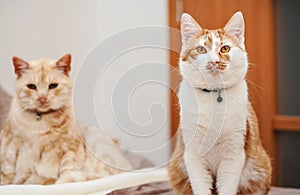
[
  {"x1": 13, "y1": 54, "x2": 72, "y2": 113},
  {"x1": 180, "y1": 12, "x2": 248, "y2": 89}
]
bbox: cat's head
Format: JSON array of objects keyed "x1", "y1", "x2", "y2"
[
  {"x1": 12, "y1": 54, "x2": 72, "y2": 113},
  {"x1": 180, "y1": 12, "x2": 248, "y2": 89}
]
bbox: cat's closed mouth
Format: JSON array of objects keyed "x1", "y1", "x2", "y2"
[{"x1": 27, "y1": 108, "x2": 61, "y2": 116}]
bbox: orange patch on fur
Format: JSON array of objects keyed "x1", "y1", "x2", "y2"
[
  {"x1": 219, "y1": 53, "x2": 230, "y2": 61},
  {"x1": 168, "y1": 129, "x2": 193, "y2": 195},
  {"x1": 182, "y1": 47, "x2": 199, "y2": 61},
  {"x1": 24, "y1": 90, "x2": 32, "y2": 98},
  {"x1": 204, "y1": 33, "x2": 213, "y2": 50},
  {"x1": 217, "y1": 63, "x2": 227, "y2": 71}
]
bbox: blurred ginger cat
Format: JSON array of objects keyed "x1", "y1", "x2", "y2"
[
  {"x1": 0, "y1": 54, "x2": 123, "y2": 184},
  {"x1": 168, "y1": 12, "x2": 272, "y2": 194}
]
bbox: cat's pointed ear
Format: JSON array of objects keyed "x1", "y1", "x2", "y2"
[
  {"x1": 181, "y1": 13, "x2": 202, "y2": 43},
  {"x1": 224, "y1": 11, "x2": 245, "y2": 43},
  {"x1": 56, "y1": 53, "x2": 71, "y2": 75},
  {"x1": 12, "y1": 57, "x2": 29, "y2": 78}
]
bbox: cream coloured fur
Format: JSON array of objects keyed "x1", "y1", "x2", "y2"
[{"x1": 0, "y1": 54, "x2": 129, "y2": 184}]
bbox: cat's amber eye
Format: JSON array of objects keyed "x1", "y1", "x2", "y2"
[
  {"x1": 220, "y1": 45, "x2": 231, "y2": 53},
  {"x1": 196, "y1": 46, "x2": 207, "y2": 54},
  {"x1": 27, "y1": 84, "x2": 37, "y2": 90},
  {"x1": 49, "y1": 83, "x2": 58, "y2": 89}
]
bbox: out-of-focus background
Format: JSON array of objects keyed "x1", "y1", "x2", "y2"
[{"x1": 0, "y1": 0, "x2": 299, "y2": 188}]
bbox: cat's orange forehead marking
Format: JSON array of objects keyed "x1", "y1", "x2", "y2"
[
  {"x1": 196, "y1": 29, "x2": 209, "y2": 38},
  {"x1": 216, "y1": 28, "x2": 225, "y2": 37},
  {"x1": 34, "y1": 62, "x2": 57, "y2": 84},
  {"x1": 204, "y1": 33, "x2": 213, "y2": 50},
  {"x1": 201, "y1": 29, "x2": 224, "y2": 51},
  {"x1": 40, "y1": 65, "x2": 46, "y2": 82}
]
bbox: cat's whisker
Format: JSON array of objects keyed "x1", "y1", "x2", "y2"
[
  {"x1": 229, "y1": 69, "x2": 265, "y2": 99},
  {"x1": 248, "y1": 62, "x2": 257, "y2": 67}
]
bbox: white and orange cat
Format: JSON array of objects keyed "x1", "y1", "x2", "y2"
[
  {"x1": 168, "y1": 12, "x2": 272, "y2": 194},
  {"x1": 0, "y1": 54, "x2": 126, "y2": 184}
]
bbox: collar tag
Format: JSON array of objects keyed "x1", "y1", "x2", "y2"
[
  {"x1": 201, "y1": 88, "x2": 223, "y2": 103},
  {"x1": 36, "y1": 113, "x2": 42, "y2": 121}
]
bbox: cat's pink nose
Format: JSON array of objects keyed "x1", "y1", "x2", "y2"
[
  {"x1": 210, "y1": 60, "x2": 219, "y2": 66},
  {"x1": 39, "y1": 96, "x2": 47, "y2": 103}
]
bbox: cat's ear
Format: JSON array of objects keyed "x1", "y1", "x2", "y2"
[
  {"x1": 56, "y1": 53, "x2": 71, "y2": 75},
  {"x1": 181, "y1": 13, "x2": 202, "y2": 43},
  {"x1": 224, "y1": 11, "x2": 245, "y2": 43},
  {"x1": 12, "y1": 57, "x2": 29, "y2": 78}
]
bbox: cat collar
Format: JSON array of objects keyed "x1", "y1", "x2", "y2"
[{"x1": 201, "y1": 88, "x2": 223, "y2": 103}]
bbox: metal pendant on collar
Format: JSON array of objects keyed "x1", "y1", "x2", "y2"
[
  {"x1": 201, "y1": 88, "x2": 223, "y2": 103},
  {"x1": 216, "y1": 89, "x2": 223, "y2": 103},
  {"x1": 36, "y1": 113, "x2": 42, "y2": 121}
]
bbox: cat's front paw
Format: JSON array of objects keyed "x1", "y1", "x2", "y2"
[
  {"x1": 191, "y1": 188, "x2": 213, "y2": 195},
  {"x1": 56, "y1": 171, "x2": 85, "y2": 184}
]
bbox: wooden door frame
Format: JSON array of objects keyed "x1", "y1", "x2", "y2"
[{"x1": 169, "y1": 0, "x2": 180, "y2": 143}]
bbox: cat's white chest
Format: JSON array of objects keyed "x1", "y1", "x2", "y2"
[{"x1": 179, "y1": 79, "x2": 248, "y2": 156}]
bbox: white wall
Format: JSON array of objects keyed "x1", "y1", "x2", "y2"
[{"x1": 0, "y1": 0, "x2": 170, "y2": 165}]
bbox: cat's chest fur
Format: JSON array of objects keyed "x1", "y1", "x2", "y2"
[
  {"x1": 9, "y1": 122, "x2": 63, "y2": 182},
  {"x1": 15, "y1": 135, "x2": 61, "y2": 182},
  {"x1": 4, "y1": 101, "x2": 72, "y2": 182},
  {"x1": 179, "y1": 79, "x2": 248, "y2": 167}
]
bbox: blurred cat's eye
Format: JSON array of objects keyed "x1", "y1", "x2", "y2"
[
  {"x1": 220, "y1": 45, "x2": 231, "y2": 53},
  {"x1": 197, "y1": 46, "x2": 207, "y2": 54},
  {"x1": 27, "y1": 84, "x2": 37, "y2": 90},
  {"x1": 49, "y1": 83, "x2": 58, "y2": 89}
]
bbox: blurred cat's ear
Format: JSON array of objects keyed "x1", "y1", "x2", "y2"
[
  {"x1": 181, "y1": 13, "x2": 202, "y2": 43},
  {"x1": 224, "y1": 11, "x2": 245, "y2": 43},
  {"x1": 12, "y1": 57, "x2": 29, "y2": 78},
  {"x1": 56, "y1": 53, "x2": 71, "y2": 75}
]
